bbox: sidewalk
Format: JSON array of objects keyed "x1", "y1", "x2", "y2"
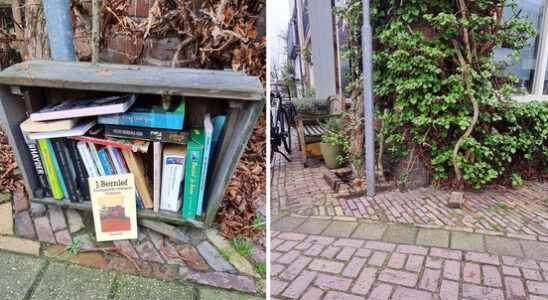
[
  {"x1": 271, "y1": 133, "x2": 548, "y2": 299},
  {"x1": 0, "y1": 186, "x2": 265, "y2": 297},
  {"x1": 0, "y1": 249, "x2": 261, "y2": 300},
  {"x1": 272, "y1": 216, "x2": 548, "y2": 299}
]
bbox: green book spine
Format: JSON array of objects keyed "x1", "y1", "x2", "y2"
[
  {"x1": 37, "y1": 139, "x2": 64, "y2": 199},
  {"x1": 182, "y1": 141, "x2": 204, "y2": 220}
]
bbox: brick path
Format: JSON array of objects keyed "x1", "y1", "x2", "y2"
[
  {"x1": 271, "y1": 133, "x2": 548, "y2": 299},
  {"x1": 0, "y1": 192, "x2": 265, "y2": 296},
  {"x1": 271, "y1": 134, "x2": 548, "y2": 240},
  {"x1": 271, "y1": 216, "x2": 548, "y2": 300}
]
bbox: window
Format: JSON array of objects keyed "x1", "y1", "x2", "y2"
[{"x1": 494, "y1": 0, "x2": 548, "y2": 102}]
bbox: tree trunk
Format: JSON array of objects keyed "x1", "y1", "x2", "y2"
[{"x1": 24, "y1": 0, "x2": 50, "y2": 59}]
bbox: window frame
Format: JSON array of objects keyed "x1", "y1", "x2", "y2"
[{"x1": 514, "y1": 1, "x2": 548, "y2": 102}]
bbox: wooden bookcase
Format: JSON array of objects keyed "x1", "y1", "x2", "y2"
[{"x1": 0, "y1": 60, "x2": 264, "y2": 228}]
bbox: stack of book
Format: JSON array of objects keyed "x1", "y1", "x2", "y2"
[{"x1": 21, "y1": 94, "x2": 225, "y2": 221}]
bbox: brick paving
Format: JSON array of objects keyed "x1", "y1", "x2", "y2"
[
  {"x1": 272, "y1": 133, "x2": 548, "y2": 240},
  {"x1": 1, "y1": 191, "x2": 265, "y2": 295},
  {"x1": 271, "y1": 133, "x2": 548, "y2": 299},
  {"x1": 271, "y1": 221, "x2": 548, "y2": 299}
]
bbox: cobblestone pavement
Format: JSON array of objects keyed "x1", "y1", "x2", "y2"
[
  {"x1": 0, "y1": 191, "x2": 265, "y2": 296},
  {"x1": 271, "y1": 133, "x2": 548, "y2": 299},
  {"x1": 271, "y1": 216, "x2": 548, "y2": 300},
  {"x1": 271, "y1": 135, "x2": 548, "y2": 240},
  {"x1": 0, "y1": 249, "x2": 261, "y2": 300}
]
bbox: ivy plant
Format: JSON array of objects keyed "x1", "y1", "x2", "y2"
[{"x1": 336, "y1": 0, "x2": 547, "y2": 188}]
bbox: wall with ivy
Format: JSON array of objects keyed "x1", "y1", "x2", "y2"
[{"x1": 336, "y1": 0, "x2": 547, "y2": 189}]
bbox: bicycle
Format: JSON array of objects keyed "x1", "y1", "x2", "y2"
[{"x1": 270, "y1": 92, "x2": 297, "y2": 161}]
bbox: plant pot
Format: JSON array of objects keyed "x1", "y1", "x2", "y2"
[{"x1": 320, "y1": 142, "x2": 342, "y2": 169}]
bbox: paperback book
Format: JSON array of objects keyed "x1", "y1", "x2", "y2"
[
  {"x1": 196, "y1": 114, "x2": 213, "y2": 216},
  {"x1": 98, "y1": 96, "x2": 185, "y2": 130},
  {"x1": 37, "y1": 139, "x2": 64, "y2": 199},
  {"x1": 22, "y1": 134, "x2": 51, "y2": 198},
  {"x1": 70, "y1": 136, "x2": 150, "y2": 153},
  {"x1": 104, "y1": 125, "x2": 189, "y2": 144},
  {"x1": 51, "y1": 139, "x2": 81, "y2": 202},
  {"x1": 153, "y1": 142, "x2": 163, "y2": 213},
  {"x1": 30, "y1": 95, "x2": 136, "y2": 122},
  {"x1": 160, "y1": 144, "x2": 186, "y2": 212},
  {"x1": 20, "y1": 117, "x2": 79, "y2": 133},
  {"x1": 182, "y1": 128, "x2": 205, "y2": 220},
  {"x1": 26, "y1": 119, "x2": 96, "y2": 140},
  {"x1": 89, "y1": 174, "x2": 138, "y2": 242}
]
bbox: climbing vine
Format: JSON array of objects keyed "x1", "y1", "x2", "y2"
[{"x1": 337, "y1": 0, "x2": 547, "y2": 188}]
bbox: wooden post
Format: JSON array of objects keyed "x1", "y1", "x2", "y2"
[
  {"x1": 91, "y1": 0, "x2": 101, "y2": 63},
  {"x1": 0, "y1": 86, "x2": 39, "y2": 197}
]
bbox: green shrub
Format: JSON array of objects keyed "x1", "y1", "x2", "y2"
[{"x1": 337, "y1": 0, "x2": 546, "y2": 188}]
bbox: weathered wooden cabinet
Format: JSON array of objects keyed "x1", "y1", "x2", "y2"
[{"x1": 0, "y1": 60, "x2": 264, "y2": 227}]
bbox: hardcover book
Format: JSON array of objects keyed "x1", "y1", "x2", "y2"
[
  {"x1": 89, "y1": 174, "x2": 137, "y2": 242},
  {"x1": 30, "y1": 94, "x2": 136, "y2": 122},
  {"x1": 160, "y1": 144, "x2": 186, "y2": 213},
  {"x1": 104, "y1": 125, "x2": 188, "y2": 144},
  {"x1": 183, "y1": 129, "x2": 205, "y2": 219},
  {"x1": 98, "y1": 96, "x2": 185, "y2": 130}
]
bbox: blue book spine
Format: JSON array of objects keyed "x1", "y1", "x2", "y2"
[
  {"x1": 46, "y1": 139, "x2": 68, "y2": 197},
  {"x1": 98, "y1": 149, "x2": 114, "y2": 175},
  {"x1": 98, "y1": 112, "x2": 184, "y2": 130}
]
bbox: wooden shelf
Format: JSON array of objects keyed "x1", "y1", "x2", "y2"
[
  {"x1": 31, "y1": 197, "x2": 205, "y2": 228},
  {"x1": 0, "y1": 60, "x2": 264, "y2": 228},
  {"x1": 0, "y1": 60, "x2": 264, "y2": 101}
]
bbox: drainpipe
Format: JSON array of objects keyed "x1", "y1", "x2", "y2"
[
  {"x1": 42, "y1": 0, "x2": 76, "y2": 61},
  {"x1": 362, "y1": 0, "x2": 376, "y2": 197}
]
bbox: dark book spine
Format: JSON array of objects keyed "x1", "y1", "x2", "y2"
[
  {"x1": 66, "y1": 140, "x2": 90, "y2": 201},
  {"x1": 51, "y1": 139, "x2": 80, "y2": 202},
  {"x1": 22, "y1": 135, "x2": 51, "y2": 198},
  {"x1": 104, "y1": 125, "x2": 188, "y2": 144}
]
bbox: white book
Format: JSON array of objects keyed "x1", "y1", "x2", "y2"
[
  {"x1": 27, "y1": 120, "x2": 96, "y2": 140},
  {"x1": 88, "y1": 142, "x2": 106, "y2": 176},
  {"x1": 196, "y1": 114, "x2": 213, "y2": 216},
  {"x1": 160, "y1": 145, "x2": 186, "y2": 212},
  {"x1": 30, "y1": 95, "x2": 136, "y2": 122},
  {"x1": 153, "y1": 142, "x2": 163, "y2": 213},
  {"x1": 77, "y1": 141, "x2": 99, "y2": 177}
]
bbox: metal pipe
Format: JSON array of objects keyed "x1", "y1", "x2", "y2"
[
  {"x1": 362, "y1": 0, "x2": 376, "y2": 197},
  {"x1": 42, "y1": 0, "x2": 76, "y2": 61}
]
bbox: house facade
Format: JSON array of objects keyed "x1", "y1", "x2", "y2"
[
  {"x1": 288, "y1": 0, "x2": 548, "y2": 103},
  {"x1": 287, "y1": 0, "x2": 349, "y2": 101}
]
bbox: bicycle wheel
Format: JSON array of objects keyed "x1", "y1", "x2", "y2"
[{"x1": 281, "y1": 109, "x2": 292, "y2": 154}]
